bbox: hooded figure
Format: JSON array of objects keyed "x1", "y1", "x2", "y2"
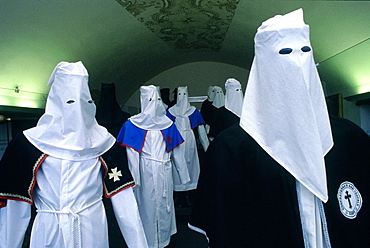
[
  {"x1": 208, "y1": 78, "x2": 243, "y2": 139},
  {"x1": 225, "y1": 78, "x2": 243, "y2": 118},
  {"x1": 189, "y1": 9, "x2": 333, "y2": 247},
  {"x1": 95, "y1": 82, "x2": 132, "y2": 247},
  {"x1": 200, "y1": 86, "x2": 217, "y2": 130},
  {"x1": 160, "y1": 88, "x2": 174, "y2": 108},
  {"x1": 167, "y1": 86, "x2": 209, "y2": 192},
  {"x1": 96, "y1": 83, "x2": 130, "y2": 137},
  {"x1": 211, "y1": 86, "x2": 225, "y2": 109},
  {"x1": 117, "y1": 85, "x2": 190, "y2": 248},
  {"x1": 0, "y1": 61, "x2": 147, "y2": 248}
]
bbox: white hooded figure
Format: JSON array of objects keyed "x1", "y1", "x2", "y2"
[
  {"x1": 207, "y1": 85, "x2": 216, "y2": 103},
  {"x1": 117, "y1": 85, "x2": 190, "y2": 248},
  {"x1": 208, "y1": 78, "x2": 244, "y2": 138},
  {"x1": 189, "y1": 9, "x2": 333, "y2": 248},
  {"x1": 167, "y1": 86, "x2": 209, "y2": 192},
  {"x1": 211, "y1": 86, "x2": 225, "y2": 109},
  {"x1": 225, "y1": 78, "x2": 243, "y2": 118},
  {"x1": 0, "y1": 61, "x2": 147, "y2": 248},
  {"x1": 240, "y1": 9, "x2": 333, "y2": 247}
]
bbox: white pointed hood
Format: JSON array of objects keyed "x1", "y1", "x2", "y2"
[
  {"x1": 130, "y1": 85, "x2": 172, "y2": 130},
  {"x1": 168, "y1": 86, "x2": 196, "y2": 117},
  {"x1": 224, "y1": 78, "x2": 244, "y2": 118},
  {"x1": 212, "y1": 86, "x2": 225, "y2": 109},
  {"x1": 207, "y1": 86, "x2": 216, "y2": 102},
  {"x1": 23, "y1": 61, "x2": 115, "y2": 161},
  {"x1": 239, "y1": 9, "x2": 333, "y2": 202}
]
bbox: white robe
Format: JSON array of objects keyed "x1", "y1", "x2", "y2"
[
  {"x1": 0, "y1": 156, "x2": 147, "y2": 248},
  {"x1": 169, "y1": 111, "x2": 209, "y2": 191},
  {"x1": 126, "y1": 130, "x2": 190, "y2": 248}
]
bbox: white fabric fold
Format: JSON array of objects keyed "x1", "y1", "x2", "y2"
[
  {"x1": 130, "y1": 85, "x2": 172, "y2": 130},
  {"x1": 168, "y1": 86, "x2": 196, "y2": 117},
  {"x1": 207, "y1": 86, "x2": 216, "y2": 102},
  {"x1": 224, "y1": 78, "x2": 244, "y2": 118},
  {"x1": 23, "y1": 61, "x2": 115, "y2": 161},
  {"x1": 111, "y1": 187, "x2": 148, "y2": 248},
  {"x1": 297, "y1": 181, "x2": 326, "y2": 248},
  {"x1": 0, "y1": 200, "x2": 31, "y2": 248},
  {"x1": 239, "y1": 8, "x2": 333, "y2": 202},
  {"x1": 212, "y1": 86, "x2": 225, "y2": 109}
]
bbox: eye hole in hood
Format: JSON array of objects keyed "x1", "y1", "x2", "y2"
[
  {"x1": 279, "y1": 48, "x2": 293, "y2": 55},
  {"x1": 301, "y1": 46, "x2": 311, "y2": 52}
]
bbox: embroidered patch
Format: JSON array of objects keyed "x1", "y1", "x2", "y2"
[
  {"x1": 108, "y1": 167, "x2": 122, "y2": 182},
  {"x1": 337, "y1": 181, "x2": 362, "y2": 219}
]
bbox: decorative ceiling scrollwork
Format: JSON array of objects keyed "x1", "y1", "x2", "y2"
[{"x1": 116, "y1": 0, "x2": 240, "y2": 51}]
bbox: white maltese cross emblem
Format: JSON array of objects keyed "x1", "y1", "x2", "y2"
[{"x1": 108, "y1": 167, "x2": 122, "y2": 182}]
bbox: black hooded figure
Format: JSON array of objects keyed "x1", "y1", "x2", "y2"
[
  {"x1": 95, "y1": 83, "x2": 132, "y2": 247},
  {"x1": 160, "y1": 88, "x2": 175, "y2": 108},
  {"x1": 96, "y1": 83, "x2": 130, "y2": 137}
]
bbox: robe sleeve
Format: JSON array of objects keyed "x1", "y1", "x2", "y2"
[
  {"x1": 111, "y1": 187, "x2": 148, "y2": 248},
  {"x1": 204, "y1": 124, "x2": 210, "y2": 135},
  {"x1": 197, "y1": 124, "x2": 209, "y2": 151},
  {"x1": 171, "y1": 147, "x2": 190, "y2": 184},
  {"x1": 126, "y1": 147, "x2": 141, "y2": 186},
  {"x1": 116, "y1": 120, "x2": 145, "y2": 187},
  {"x1": 189, "y1": 109, "x2": 209, "y2": 150},
  {"x1": 162, "y1": 124, "x2": 190, "y2": 184},
  {"x1": 0, "y1": 200, "x2": 31, "y2": 248}
]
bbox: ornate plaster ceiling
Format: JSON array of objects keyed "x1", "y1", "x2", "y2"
[{"x1": 117, "y1": 0, "x2": 240, "y2": 51}]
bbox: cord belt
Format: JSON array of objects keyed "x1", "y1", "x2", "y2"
[
  {"x1": 145, "y1": 156, "x2": 172, "y2": 212},
  {"x1": 37, "y1": 198, "x2": 102, "y2": 248}
]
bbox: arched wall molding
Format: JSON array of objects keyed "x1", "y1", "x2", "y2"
[{"x1": 124, "y1": 61, "x2": 249, "y2": 111}]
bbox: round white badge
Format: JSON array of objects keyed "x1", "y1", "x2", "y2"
[{"x1": 337, "y1": 181, "x2": 362, "y2": 219}]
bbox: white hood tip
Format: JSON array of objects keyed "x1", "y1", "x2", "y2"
[
  {"x1": 24, "y1": 61, "x2": 115, "y2": 161},
  {"x1": 240, "y1": 8, "x2": 333, "y2": 201},
  {"x1": 47, "y1": 61, "x2": 87, "y2": 87}
]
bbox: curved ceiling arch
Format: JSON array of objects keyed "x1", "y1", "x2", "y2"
[
  {"x1": 90, "y1": 50, "x2": 250, "y2": 105},
  {"x1": 0, "y1": 1, "x2": 369, "y2": 111},
  {"x1": 124, "y1": 60, "x2": 250, "y2": 110}
]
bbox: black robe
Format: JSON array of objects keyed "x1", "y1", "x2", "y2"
[
  {"x1": 189, "y1": 123, "x2": 304, "y2": 248},
  {"x1": 95, "y1": 83, "x2": 132, "y2": 247},
  {"x1": 208, "y1": 106, "x2": 240, "y2": 139},
  {"x1": 323, "y1": 116, "x2": 370, "y2": 247},
  {"x1": 200, "y1": 99, "x2": 217, "y2": 127},
  {"x1": 96, "y1": 83, "x2": 130, "y2": 137},
  {"x1": 190, "y1": 116, "x2": 370, "y2": 247}
]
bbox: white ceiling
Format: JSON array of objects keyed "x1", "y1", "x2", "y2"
[{"x1": 0, "y1": 0, "x2": 369, "y2": 111}]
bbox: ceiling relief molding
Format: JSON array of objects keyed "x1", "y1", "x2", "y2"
[{"x1": 116, "y1": 0, "x2": 240, "y2": 51}]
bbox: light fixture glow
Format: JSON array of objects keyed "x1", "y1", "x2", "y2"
[{"x1": 358, "y1": 84, "x2": 370, "y2": 95}]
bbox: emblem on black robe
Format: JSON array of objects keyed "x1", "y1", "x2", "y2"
[{"x1": 337, "y1": 181, "x2": 362, "y2": 219}]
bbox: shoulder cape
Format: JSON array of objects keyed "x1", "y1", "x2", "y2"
[
  {"x1": 166, "y1": 109, "x2": 205, "y2": 129},
  {"x1": 0, "y1": 133, "x2": 134, "y2": 208},
  {"x1": 117, "y1": 120, "x2": 184, "y2": 153}
]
